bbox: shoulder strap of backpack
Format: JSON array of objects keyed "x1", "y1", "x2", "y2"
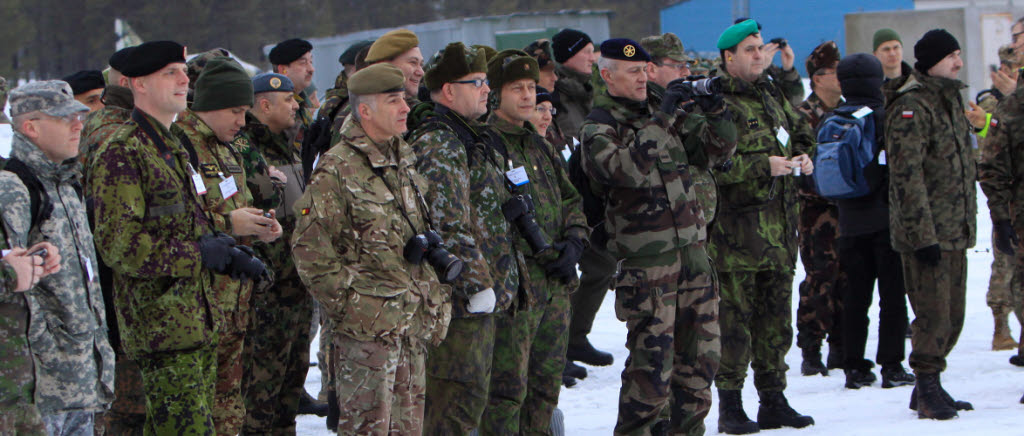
[{"x1": 4, "y1": 158, "x2": 51, "y2": 231}]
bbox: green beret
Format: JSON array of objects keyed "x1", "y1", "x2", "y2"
[
  {"x1": 641, "y1": 33, "x2": 687, "y2": 63},
  {"x1": 424, "y1": 42, "x2": 489, "y2": 91},
  {"x1": 717, "y1": 19, "x2": 759, "y2": 50},
  {"x1": 365, "y1": 29, "x2": 419, "y2": 63},
  {"x1": 348, "y1": 63, "x2": 406, "y2": 96},
  {"x1": 192, "y1": 57, "x2": 254, "y2": 112},
  {"x1": 873, "y1": 28, "x2": 901, "y2": 52},
  {"x1": 487, "y1": 49, "x2": 540, "y2": 91},
  {"x1": 339, "y1": 40, "x2": 375, "y2": 65}
]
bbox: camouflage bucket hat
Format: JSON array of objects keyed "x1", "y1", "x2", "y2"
[
  {"x1": 0, "y1": 76, "x2": 9, "y2": 123},
  {"x1": 640, "y1": 33, "x2": 688, "y2": 63},
  {"x1": 8, "y1": 80, "x2": 89, "y2": 119}
]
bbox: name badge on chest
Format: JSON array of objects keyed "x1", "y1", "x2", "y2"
[
  {"x1": 506, "y1": 166, "x2": 530, "y2": 187},
  {"x1": 220, "y1": 176, "x2": 238, "y2": 200}
]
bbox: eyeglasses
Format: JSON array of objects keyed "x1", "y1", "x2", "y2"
[
  {"x1": 451, "y1": 78, "x2": 489, "y2": 88},
  {"x1": 535, "y1": 106, "x2": 556, "y2": 116},
  {"x1": 655, "y1": 62, "x2": 690, "y2": 71}
]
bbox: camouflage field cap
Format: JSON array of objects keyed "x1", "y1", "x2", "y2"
[
  {"x1": 8, "y1": 80, "x2": 89, "y2": 118},
  {"x1": 640, "y1": 33, "x2": 688, "y2": 63},
  {"x1": 187, "y1": 48, "x2": 232, "y2": 89},
  {"x1": 0, "y1": 76, "x2": 9, "y2": 123}
]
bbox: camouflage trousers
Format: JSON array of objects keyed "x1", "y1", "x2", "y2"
[
  {"x1": 333, "y1": 334, "x2": 427, "y2": 436},
  {"x1": 482, "y1": 277, "x2": 570, "y2": 436},
  {"x1": 796, "y1": 197, "x2": 843, "y2": 350},
  {"x1": 715, "y1": 268, "x2": 794, "y2": 392},
  {"x1": 242, "y1": 280, "x2": 313, "y2": 435},
  {"x1": 424, "y1": 315, "x2": 495, "y2": 435},
  {"x1": 988, "y1": 230, "x2": 1023, "y2": 324},
  {"x1": 214, "y1": 311, "x2": 248, "y2": 436},
  {"x1": 96, "y1": 354, "x2": 145, "y2": 435},
  {"x1": 569, "y1": 245, "x2": 616, "y2": 347},
  {"x1": 313, "y1": 303, "x2": 333, "y2": 401},
  {"x1": 42, "y1": 411, "x2": 94, "y2": 436},
  {"x1": 0, "y1": 402, "x2": 46, "y2": 436},
  {"x1": 613, "y1": 245, "x2": 721, "y2": 436},
  {"x1": 904, "y1": 250, "x2": 966, "y2": 375},
  {"x1": 137, "y1": 345, "x2": 217, "y2": 436}
]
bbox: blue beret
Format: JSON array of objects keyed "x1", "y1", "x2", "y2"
[
  {"x1": 718, "y1": 19, "x2": 760, "y2": 50},
  {"x1": 599, "y1": 38, "x2": 650, "y2": 62},
  {"x1": 252, "y1": 73, "x2": 294, "y2": 94}
]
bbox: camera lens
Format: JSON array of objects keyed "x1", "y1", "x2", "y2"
[{"x1": 426, "y1": 248, "x2": 464, "y2": 283}]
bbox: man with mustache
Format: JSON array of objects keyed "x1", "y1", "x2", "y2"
[{"x1": 269, "y1": 38, "x2": 316, "y2": 152}]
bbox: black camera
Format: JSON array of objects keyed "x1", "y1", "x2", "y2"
[
  {"x1": 769, "y1": 37, "x2": 787, "y2": 49},
  {"x1": 404, "y1": 230, "x2": 464, "y2": 283},
  {"x1": 682, "y1": 76, "x2": 722, "y2": 96},
  {"x1": 502, "y1": 194, "x2": 553, "y2": 255}
]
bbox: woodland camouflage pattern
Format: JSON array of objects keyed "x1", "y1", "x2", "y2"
[
  {"x1": 80, "y1": 85, "x2": 133, "y2": 171},
  {"x1": 553, "y1": 64, "x2": 594, "y2": 139}
]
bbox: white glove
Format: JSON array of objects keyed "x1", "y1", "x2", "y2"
[{"x1": 466, "y1": 287, "x2": 496, "y2": 314}]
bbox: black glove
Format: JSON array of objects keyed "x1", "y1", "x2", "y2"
[
  {"x1": 545, "y1": 237, "x2": 585, "y2": 281},
  {"x1": 199, "y1": 232, "x2": 236, "y2": 274},
  {"x1": 660, "y1": 78, "x2": 694, "y2": 114},
  {"x1": 694, "y1": 93, "x2": 725, "y2": 114},
  {"x1": 994, "y1": 220, "x2": 1019, "y2": 255},
  {"x1": 913, "y1": 244, "x2": 941, "y2": 267},
  {"x1": 227, "y1": 245, "x2": 267, "y2": 281}
]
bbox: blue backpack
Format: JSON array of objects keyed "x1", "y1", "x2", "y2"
[{"x1": 812, "y1": 106, "x2": 877, "y2": 199}]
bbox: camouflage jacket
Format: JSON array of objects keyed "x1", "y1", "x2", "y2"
[
  {"x1": 319, "y1": 70, "x2": 350, "y2": 123},
  {"x1": 766, "y1": 64, "x2": 806, "y2": 108},
  {"x1": 235, "y1": 113, "x2": 306, "y2": 297},
  {"x1": 0, "y1": 134, "x2": 114, "y2": 413},
  {"x1": 795, "y1": 92, "x2": 836, "y2": 203},
  {"x1": 554, "y1": 64, "x2": 594, "y2": 140},
  {"x1": 488, "y1": 113, "x2": 588, "y2": 295},
  {"x1": 708, "y1": 68, "x2": 814, "y2": 271},
  {"x1": 885, "y1": 70, "x2": 976, "y2": 252},
  {"x1": 172, "y1": 110, "x2": 255, "y2": 324},
  {"x1": 982, "y1": 81, "x2": 1024, "y2": 236},
  {"x1": 291, "y1": 115, "x2": 450, "y2": 345},
  {"x1": 0, "y1": 171, "x2": 36, "y2": 408},
  {"x1": 285, "y1": 90, "x2": 314, "y2": 152},
  {"x1": 88, "y1": 109, "x2": 219, "y2": 358},
  {"x1": 407, "y1": 103, "x2": 522, "y2": 317},
  {"x1": 580, "y1": 93, "x2": 737, "y2": 260},
  {"x1": 80, "y1": 85, "x2": 133, "y2": 176}
]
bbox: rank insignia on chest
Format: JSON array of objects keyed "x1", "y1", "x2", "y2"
[
  {"x1": 746, "y1": 118, "x2": 759, "y2": 129},
  {"x1": 199, "y1": 163, "x2": 220, "y2": 177},
  {"x1": 901, "y1": 111, "x2": 914, "y2": 118}
]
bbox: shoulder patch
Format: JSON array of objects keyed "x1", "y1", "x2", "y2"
[{"x1": 901, "y1": 111, "x2": 914, "y2": 119}]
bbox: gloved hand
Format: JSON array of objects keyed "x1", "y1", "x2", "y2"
[
  {"x1": 545, "y1": 237, "x2": 585, "y2": 281},
  {"x1": 994, "y1": 220, "x2": 1019, "y2": 255},
  {"x1": 913, "y1": 244, "x2": 941, "y2": 267},
  {"x1": 199, "y1": 232, "x2": 236, "y2": 274},
  {"x1": 466, "y1": 287, "x2": 496, "y2": 314},
  {"x1": 660, "y1": 78, "x2": 694, "y2": 114},
  {"x1": 227, "y1": 245, "x2": 267, "y2": 281},
  {"x1": 694, "y1": 93, "x2": 725, "y2": 114}
]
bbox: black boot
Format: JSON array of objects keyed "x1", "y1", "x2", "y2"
[
  {"x1": 561, "y1": 375, "x2": 577, "y2": 388},
  {"x1": 298, "y1": 390, "x2": 329, "y2": 417},
  {"x1": 566, "y1": 339, "x2": 614, "y2": 366},
  {"x1": 914, "y1": 373, "x2": 957, "y2": 420},
  {"x1": 881, "y1": 365, "x2": 915, "y2": 388},
  {"x1": 800, "y1": 345, "x2": 827, "y2": 376},
  {"x1": 909, "y1": 380, "x2": 973, "y2": 411},
  {"x1": 563, "y1": 360, "x2": 588, "y2": 380},
  {"x1": 844, "y1": 368, "x2": 876, "y2": 389},
  {"x1": 826, "y1": 345, "x2": 843, "y2": 370},
  {"x1": 717, "y1": 389, "x2": 759, "y2": 434},
  {"x1": 756, "y1": 391, "x2": 814, "y2": 429},
  {"x1": 1010, "y1": 354, "x2": 1024, "y2": 367},
  {"x1": 326, "y1": 390, "x2": 339, "y2": 431}
]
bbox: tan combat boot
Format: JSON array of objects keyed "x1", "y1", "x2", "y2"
[{"x1": 993, "y1": 312, "x2": 1018, "y2": 351}]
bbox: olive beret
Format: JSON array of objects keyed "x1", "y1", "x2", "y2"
[
  {"x1": 62, "y1": 70, "x2": 106, "y2": 95},
  {"x1": 487, "y1": 49, "x2": 540, "y2": 91},
  {"x1": 599, "y1": 38, "x2": 651, "y2": 63},
  {"x1": 339, "y1": 40, "x2": 375, "y2": 65},
  {"x1": 365, "y1": 29, "x2": 419, "y2": 63},
  {"x1": 717, "y1": 19, "x2": 760, "y2": 50},
  {"x1": 269, "y1": 38, "x2": 312, "y2": 65},
  {"x1": 121, "y1": 40, "x2": 186, "y2": 78},
  {"x1": 348, "y1": 63, "x2": 406, "y2": 96},
  {"x1": 424, "y1": 42, "x2": 489, "y2": 91}
]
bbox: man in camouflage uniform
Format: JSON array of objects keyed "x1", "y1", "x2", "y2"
[
  {"x1": 269, "y1": 39, "x2": 315, "y2": 152},
  {"x1": 292, "y1": 63, "x2": 451, "y2": 435},
  {"x1": 173, "y1": 57, "x2": 281, "y2": 436},
  {"x1": 481, "y1": 49, "x2": 588, "y2": 435},
  {"x1": 793, "y1": 41, "x2": 844, "y2": 377},
  {"x1": 551, "y1": 28, "x2": 597, "y2": 140},
  {"x1": 87, "y1": 40, "x2": 262, "y2": 434},
  {"x1": 581, "y1": 38, "x2": 737, "y2": 435},
  {"x1": 320, "y1": 39, "x2": 375, "y2": 124},
  {"x1": 405, "y1": 42, "x2": 520, "y2": 435},
  {"x1": 887, "y1": 29, "x2": 976, "y2": 420},
  {"x1": 185, "y1": 48, "x2": 232, "y2": 107},
  {"x1": 236, "y1": 72, "x2": 317, "y2": 433},
  {"x1": 1, "y1": 80, "x2": 115, "y2": 435},
  {"x1": 710, "y1": 20, "x2": 816, "y2": 434}
]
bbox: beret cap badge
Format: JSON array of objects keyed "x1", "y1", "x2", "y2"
[
  {"x1": 269, "y1": 77, "x2": 282, "y2": 89},
  {"x1": 624, "y1": 45, "x2": 636, "y2": 57}
]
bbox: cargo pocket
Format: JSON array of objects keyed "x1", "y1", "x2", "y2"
[
  {"x1": 613, "y1": 268, "x2": 660, "y2": 322},
  {"x1": 337, "y1": 285, "x2": 411, "y2": 342}
]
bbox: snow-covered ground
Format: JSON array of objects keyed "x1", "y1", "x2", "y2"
[{"x1": 297, "y1": 186, "x2": 1023, "y2": 435}]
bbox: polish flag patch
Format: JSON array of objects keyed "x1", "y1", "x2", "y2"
[
  {"x1": 901, "y1": 111, "x2": 914, "y2": 118},
  {"x1": 991, "y1": 118, "x2": 999, "y2": 127}
]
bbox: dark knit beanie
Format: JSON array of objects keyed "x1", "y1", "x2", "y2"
[
  {"x1": 914, "y1": 29, "x2": 960, "y2": 74},
  {"x1": 192, "y1": 57, "x2": 254, "y2": 111},
  {"x1": 552, "y1": 29, "x2": 593, "y2": 64},
  {"x1": 837, "y1": 53, "x2": 884, "y2": 102}
]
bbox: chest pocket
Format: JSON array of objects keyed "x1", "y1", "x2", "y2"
[
  {"x1": 146, "y1": 189, "x2": 186, "y2": 218},
  {"x1": 344, "y1": 176, "x2": 402, "y2": 254}
]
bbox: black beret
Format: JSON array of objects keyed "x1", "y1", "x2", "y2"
[
  {"x1": 62, "y1": 70, "x2": 106, "y2": 95},
  {"x1": 108, "y1": 47, "x2": 135, "y2": 71},
  {"x1": 121, "y1": 41, "x2": 187, "y2": 78},
  {"x1": 339, "y1": 40, "x2": 375, "y2": 65},
  {"x1": 599, "y1": 38, "x2": 651, "y2": 62},
  {"x1": 269, "y1": 38, "x2": 313, "y2": 65}
]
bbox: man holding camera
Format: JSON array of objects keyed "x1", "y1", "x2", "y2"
[
  {"x1": 581, "y1": 38, "x2": 737, "y2": 435},
  {"x1": 709, "y1": 20, "x2": 815, "y2": 434},
  {"x1": 291, "y1": 63, "x2": 452, "y2": 435}
]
